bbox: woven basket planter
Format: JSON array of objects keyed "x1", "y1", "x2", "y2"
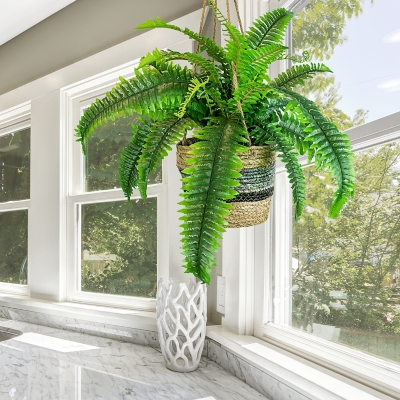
[{"x1": 176, "y1": 140, "x2": 275, "y2": 228}]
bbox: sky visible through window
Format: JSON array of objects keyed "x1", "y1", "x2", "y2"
[
  {"x1": 318, "y1": 0, "x2": 400, "y2": 123},
  {"x1": 292, "y1": 0, "x2": 400, "y2": 126}
]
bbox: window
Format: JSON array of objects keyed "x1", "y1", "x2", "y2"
[
  {"x1": 290, "y1": 0, "x2": 400, "y2": 362},
  {"x1": 0, "y1": 115, "x2": 30, "y2": 295},
  {"x1": 65, "y1": 63, "x2": 168, "y2": 310},
  {"x1": 293, "y1": 142, "x2": 400, "y2": 366},
  {"x1": 80, "y1": 113, "x2": 160, "y2": 299},
  {"x1": 286, "y1": 0, "x2": 400, "y2": 366},
  {"x1": 257, "y1": 0, "x2": 400, "y2": 393}
]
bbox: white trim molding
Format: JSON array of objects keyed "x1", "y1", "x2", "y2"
[
  {"x1": 0, "y1": 102, "x2": 31, "y2": 298},
  {"x1": 207, "y1": 325, "x2": 389, "y2": 400},
  {"x1": 262, "y1": 323, "x2": 400, "y2": 399}
]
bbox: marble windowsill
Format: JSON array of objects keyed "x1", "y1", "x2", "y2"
[
  {"x1": 0, "y1": 318, "x2": 267, "y2": 400},
  {"x1": 0, "y1": 294, "x2": 157, "y2": 331},
  {"x1": 206, "y1": 326, "x2": 387, "y2": 400},
  {"x1": 0, "y1": 296, "x2": 392, "y2": 400}
]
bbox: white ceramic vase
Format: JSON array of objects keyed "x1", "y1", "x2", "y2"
[{"x1": 156, "y1": 278, "x2": 207, "y2": 372}]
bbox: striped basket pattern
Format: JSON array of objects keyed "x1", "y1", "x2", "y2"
[{"x1": 176, "y1": 140, "x2": 275, "y2": 228}]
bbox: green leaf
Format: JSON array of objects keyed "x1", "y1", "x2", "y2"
[
  {"x1": 247, "y1": 8, "x2": 293, "y2": 49},
  {"x1": 270, "y1": 63, "x2": 332, "y2": 90},
  {"x1": 136, "y1": 17, "x2": 228, "y2": 66},
  {"x1": 232, "y1": 83, "x2": 271, "y2": 114},
  {"x1": 119, "y1": 118, "x2": 152, "y2": 200},
  {"x1": 278, "y1": 111, "x2": 313, "y2": 156},
  {"x1": 138, "y1": 48, "x2": 164, "y2": 69},
  {"x1": 253, "y1": 123, "x2": 306, "y2": 219},
  {"x1": 276, "y1": 88, "x2": 355, "y2": 218},
  {"x1": 158, "y1": 50, "x2": 226, "y2": 92},
  {"x1": 75, "y1": 63, "x2": 193, "y2": 154},
  {"x1": 175, "y1": 76, "x2": 209, "y2": 119},
  {"x1": 137, "y1": 117, "x2": 197, "y2": 198},
  {"x1": 237, "y1": 44, "x2": 287, "y2": 84},
  {"x1": 179, "y1": 116, "x2": 248, "y2": 284}
]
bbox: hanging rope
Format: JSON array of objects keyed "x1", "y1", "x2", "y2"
[
  {"x1": 225, "y1": 0, "x2": 249, "y2": 141},
  {"x1": 185, "y1": 0, "x2": 207, "y2": 145},
  {"x1": 195, "y1": 0, "x2": 208, "y2": 56},
  {"x1": 188, "y1": 0, "x2": 250, "y2": 145},
  {"x1": 233, "y1": 0, "x2": 244, "y2": 35},
  {"x1": 213, "y1": 0, "x2": 218, "y2": 42},
  {"x1": 225, "y1": 0, "x2": 231, "y2": 24}
]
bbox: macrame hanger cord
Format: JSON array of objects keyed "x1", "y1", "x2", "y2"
[
  {"x1": 194, "y1": 0, "x2": 208, "y2": 61},
  {"x1": 226, "y1": 0, "x2": 249, "y2": 143},
  {"x1": 225, "y1": 0, "x2": 231, "y2": 24},
  {"x1": 233, "y1": 0, "x2": 244, "y2": 35},
  {"x1": 213, "y1": 0, "x2": 218, "y2": 43},
  {"x1": 184, "y1": 0, "x2": 207, "y2": 145}
]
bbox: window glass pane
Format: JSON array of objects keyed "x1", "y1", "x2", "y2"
[
  {"x1": 292, "y1": 0, "x2": 400, "y2": 127},
  {"x1": 0, "y1": 210, "x2": 28, "y2": 284},
  {"x1": 292, "y1": 141, "x2": 400, "y2": 365},
  {"x1": 0, "y1": 128, "x2": 30, "y2": 202},
  {"x1": 81, "y1": 198, "x2": 157, "y2": 298},
  {"x1": 85, "y1": 115, "x2": 162, "y2": 192}
]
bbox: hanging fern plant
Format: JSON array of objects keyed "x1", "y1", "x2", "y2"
[{"x1": 75, "y1": 2, "x2": 355, "y2": 285}]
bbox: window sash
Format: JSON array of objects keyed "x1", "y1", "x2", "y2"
[
  {"x1": 66, "y1": 186, "x2": 167, "y2": 311},
  {"x1": 65, "y1": 61, "x2": 168, "y2": 310},
  {"x1": 256, "y1": 112, "x2": 400, "y2": 395},
  {"x1": 0, "y1": 105, "x2": 30, "y2": 297}
]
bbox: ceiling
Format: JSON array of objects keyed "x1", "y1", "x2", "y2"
[
  {"x1": 0, "y1": 0, "x2": 76, "y2": 46},
  {"x1": 0, "y1": 0, "x2": 202, "y2": 95}
]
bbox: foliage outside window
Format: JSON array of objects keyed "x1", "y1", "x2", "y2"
[
  {"x1": 81, "y1": 199, "x2": 157, "y2": 298},
  {"x1": 0, "y1": 128, "x2": 30, "y2": 285},
  {"x1": 291, "y1": 0, "x2": 400, "y2": 365},
  {"x1": 0, "y1": 209, "x2": 28, "y2": 284},
  {"x1": 85, "y1": 115, "x2": 161, "y2": 192},
  {"x1": 0, "y1": 128, "x2": 30, "y2": 202},
  {"x1": 79, "y1": 115, "x2": 160, "y2": 298}
]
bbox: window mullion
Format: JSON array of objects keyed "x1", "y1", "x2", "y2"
[
  {"x1": 272, "y1": 172, "x2": 293, "y2": 326},
  {"x1": 0, "y1": 200, "x2": 30, "y2": 212}
]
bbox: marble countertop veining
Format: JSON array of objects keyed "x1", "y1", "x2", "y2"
[{"x1": 0, "y1": 318, "x2": 267, "y2": 400}]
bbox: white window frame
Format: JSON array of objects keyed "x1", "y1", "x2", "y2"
[
  {"x1": 253, "y1": 0, "x2": 400, "y2": 396},
  {"x1": 61, "y1": 60, "x2": 171, "y2": 311},
  {"x1": 256, "y1": 113, "x2": 400, "y2": 397},
  {"x1": 0, "y1": 102, "x2": 31, "y2": 297},
  {"x1": 0, "y1": 5, "x2": 202, "y2": 307}
]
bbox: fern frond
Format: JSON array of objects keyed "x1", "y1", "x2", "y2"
[
  {"x1": 225, "y1": 24, "x2": 248, "y2": 65},
  {"x1": 119, "y1": 118, "x2": 152, "y2": 200},
  {"x1": 280, "y1": 50, "x2": 310, "y2": 63},
  {"x1": 247, "y1": 8, "x2": 293, "y2": 49},
  {"x1": 279, "y1": 111, "x2": 313, "y2": 156},
  {"x1": 75, "y1": 63, "x2": 193, "y2": 154},
  {"x1": 137, "y1": 48, "x2": 165, "y2": 69},
  {"x1": 238, "y1": 44, "x2": 287, "y2": 84},
  {"x1": 138, "y1": 49, "x2": 227, "y2": 93},
  {"x1": 231, "y1": 83, "x2": 271, "y2": 114},
  {"x1": 203, "y1": 86, "x2": 228, "y2": 115},
  {"x1": 136, "y1": 17, "x2": 228, "y2": 66},
  {"x1": 254, "y1": 123, "x2": 306, "y2": 219},
  {"x1": 247, "y1": 98, "x2": 289, "y2": 132},
  {"x1": 208, "y1": 0, "x2": 247, "y2": 72},
  {"x1": 175, "y1": 77, "x2": 209, "y2": 119},
  {"x1": 183, "y1": 98, "x2": 210, "y2": 122},
  {"x1": 277, "y1": 88, "x2": 355, "y2": 218},
  {"x1": 270, "y1": 63, "x2": 332, "y2": 90},
  {"x1": 138, "y1": 117, "x2": 197, "y2": 198},
  {"x1": 179, "y1": 116, "x2": 248, "y2": 284}
]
